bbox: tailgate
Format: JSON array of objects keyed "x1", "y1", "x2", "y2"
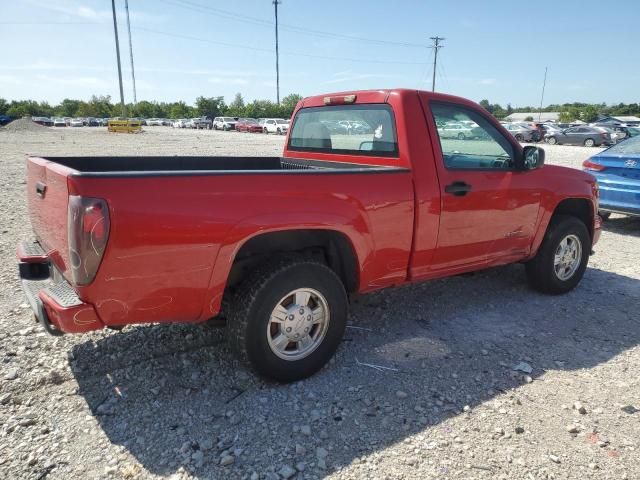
[{"x1": 27, "y1": 157, "x2": 74, "y2": 279}]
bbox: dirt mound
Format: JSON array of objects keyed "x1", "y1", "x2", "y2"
[{"x1": 0, "y1": 117, "x2": 46, "y2": 132}]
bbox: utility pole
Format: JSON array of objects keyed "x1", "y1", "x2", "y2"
[
  {"x1": 538, "y1": 66, "x2": 548, "y2": 122},
  {"x1": 273, "y1": 0, "x2": 281, "y2": 104},
  {"x1": 111, "y1": 0, "x2": 126, "y2": 117},
  {"x1": 430, "y1": 36, "x2": 444, "y2": 92},
  {"x1": 124, "y1": 0, "x2": 137, "y2": 104}
]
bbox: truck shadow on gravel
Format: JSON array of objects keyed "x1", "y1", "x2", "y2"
[{"x1": 69, "y1": 262, "x2": 640, "y2": 478}]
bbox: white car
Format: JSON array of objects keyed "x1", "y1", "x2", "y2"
[
  {"x1": 262, "y1": 118, "x2": 289, "y2": 135},
  {"x1": 70, "y1": 118, "x2": 84, "y2": 127},
  {"x1": 213, "y1": 117, "x2": 237, "y2": 131},
  {"x1": 437, "y1": 122, "x2": 474, "y2": 139},
  {"x1": 172, "y1": 119, "x2": 189, "y2": 128},
  {"x1": 52, "y1": 117, "x2": 66, "y2": 127},
  {"x1": 146, "y1": 118, "x2": 164, "y2": 126}
]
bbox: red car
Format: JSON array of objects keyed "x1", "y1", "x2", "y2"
[
  {"x1": 18, "y1": 89, "x2": 601, "y2": 382},
  {"x1": 235, "y1": 118, "x2": 262, "y2": 133}
]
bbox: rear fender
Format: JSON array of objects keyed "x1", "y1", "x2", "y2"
[{"x1": 201, "y1": 212, "x2": 372, "y2": 319}]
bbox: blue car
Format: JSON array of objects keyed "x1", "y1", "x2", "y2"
[{"x1": 583, "y1": 135, "x2": 640, "y2": 218}]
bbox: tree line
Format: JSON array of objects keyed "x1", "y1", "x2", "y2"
[
  {"x1": 2, "y1": 94, "x2": 638, "y2": 123},
  {"x1": 479, "y1": 99, "x2": 640, "y2": 123},
  {"x1": 0, "y1": 93, "x2": 303, "y2": 120}
]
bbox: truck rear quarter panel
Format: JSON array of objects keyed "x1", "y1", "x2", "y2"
[{"x1": 69, "y1": 170, "x2": 414, "y2": 327}]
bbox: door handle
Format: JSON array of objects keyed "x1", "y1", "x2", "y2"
[
  {"x1": 445, "y1": 181, "x2": 471, "y2": 196},
  {"x1": 35, "y1": 182, "x2": 47, "y2": 198}
]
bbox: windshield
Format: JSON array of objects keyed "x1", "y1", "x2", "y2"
[
  {"x1": 605, "y1": 135, "x2": 640, "y2": 154},
  {"x1": 288, "y1": 104, "x2": 398, "y2": 157},
  {"x1": 223, "y1": 117, "x2": 235, "y2": 122},
  {"x1": 276, "y1": 119, "x2": 288, "y2": 124}
]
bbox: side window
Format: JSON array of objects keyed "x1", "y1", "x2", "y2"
[{"x1": 430, "y1": 102, "x2": 514, "y2": 170}]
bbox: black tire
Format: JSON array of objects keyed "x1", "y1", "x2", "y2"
[
  {"x1": 277, "y1": 128, "x2": 282, "y2": 135},
  {"x1": 227, "y1": 257, "x2": 348, "y2": 382},
  {"x1": 525, "y1": 215, "x2": 590, "y2": 294},
  {"x1": 223, "y1": 125, "x2": 228, "y2": 131},
  {"x1": 263, "y1": 127, "x2": 268, "y2": 134},
  {"x1": 584, "y1": 138, "x2": 595, "y2": 147},
  {"x1": 515, "y1": 134, "x2": 523, "y2": 142},
  {"x1": 547, "y1": 136, "x2": 557, "y2": 145},
  {"x1": 599, "y1": 211, "x2": 611, "y2": 220},
  {"x1": 457, "y1": 132, "x2": 466, "y2": 140}
]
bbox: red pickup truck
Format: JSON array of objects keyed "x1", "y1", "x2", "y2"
[{"x1": 18, "y1": 89, "x2": 601, "y2": 381}]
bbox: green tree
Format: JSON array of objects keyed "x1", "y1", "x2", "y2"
[
  {"x1": 195, "y1": 96, "x2": 225, "y2": 119},
  {"x1": 227, "y1": 93, "x2": 245, "y2": 116},
  {"x1": 0, "y1": 98, "x2": 7, "y2": 115},
  {"x1": 169, "y1": 101, "x2": 191, "y2": 119},
  {"x1": 479, "y1": 99, "x2": 493, "y2": 113},
  {"x1": 581, "y1": 105, "x2": 599, "y2": 123},
  {"x1": 56, "y1": 99, "x2": 82, "y2": 117},
  {"x1": 281, "y1": 93, "x2": 302, "y2": 117},
  {"x1": 524, "y1": 116, "x2": 534, "y2": 121},
  {"x1": 559, "y1": 107, "x2": 581, "y2": 123}
]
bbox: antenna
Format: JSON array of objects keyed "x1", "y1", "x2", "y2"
[{"x1": 538, "y1": 67, "x2": 548, "y2": 122}]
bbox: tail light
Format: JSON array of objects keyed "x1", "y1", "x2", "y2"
[
  {"x1": 68, "y1": 196, "x2": 110, "y2": 286},
  {"x1": 582, "y1": 159, "x2": 606, "y2": 171}
]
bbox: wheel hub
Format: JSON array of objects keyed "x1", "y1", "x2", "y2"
[{"x1": 283, "y1": 304, "x2": 313, "y2": 340}]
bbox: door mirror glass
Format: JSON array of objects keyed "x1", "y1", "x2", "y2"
[{"x1": 523, "y1": 145, "x2": 545, "y2": 170}]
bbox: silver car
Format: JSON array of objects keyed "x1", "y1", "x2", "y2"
[{"x1": 504, "y1": 123, "x2": 535, "y2": 142}]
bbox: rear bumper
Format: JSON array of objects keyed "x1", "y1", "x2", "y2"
[{"x1": 17, "y1": 241, "x2": 103, "y2": 335}]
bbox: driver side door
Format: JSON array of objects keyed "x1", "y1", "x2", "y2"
[{"x1": 424, "y1": 101, "x2": 542, "y2": 272}]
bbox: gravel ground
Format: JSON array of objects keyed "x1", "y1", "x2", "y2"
[{"x1": 1, "y1": 127, "x2": 639, "y2": 480}]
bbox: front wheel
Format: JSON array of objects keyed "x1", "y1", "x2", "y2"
[
  {"x1": 515, "y1": 134, "x2": 523, "y2": 142},
  {"x1": 584, "y1": 138, "x2": 595, "y2": 147},
  {"x1": 525, "y1": 215, "x2": 590, "y2": 294},
  {"x1": 227, "y1": 258, "x2": 347, "y2": 382},
  {"x1": 547, "y1": 136, "x2": 557, "y2": 145},
  {"x1": 457, "y1": 132, "x2": 466, "y2": 140}
]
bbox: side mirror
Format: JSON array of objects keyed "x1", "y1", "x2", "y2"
[{"x1": 522, "y1": 145, "x2": 545, "y2": 170}]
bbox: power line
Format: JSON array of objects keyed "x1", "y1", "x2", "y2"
[
  {"x1": 273, "y1": 0, "x2": 281, "y2": 105},
  {"x1": 430, "y1": 36, "x2": 444, "y2": 92},
  {"x1": 157, "y1": 0, "x2": 425, "y2": 49},
  {"x1": 124, "y1": 0, "x2": 137, "y2": 104},
  {"x1": 132, "y1": 26, "x2": 427, "y2": 65}
]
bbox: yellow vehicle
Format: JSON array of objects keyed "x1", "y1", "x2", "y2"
[{"x1": 107, "y1": 119, "x2": 142, "y2": 133}]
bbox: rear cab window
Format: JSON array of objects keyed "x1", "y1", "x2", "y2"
[{"x1": 288, "y1": 104, "x2": 398, "y2": 157}]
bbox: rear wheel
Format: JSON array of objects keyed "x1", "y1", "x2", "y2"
[
  {"x1": 227, "y1": 257, "x2": 348, "y2": 382},
  {"x1": 515, "y1": 134, "x2": 524, "y2": 142},
  {"x1": 525, "y1": 215, "x2": 590, "y2": 294},
  {"x1": 547, "y1": 136, "x2": 557, "y2": 145},
  {"x1": 263, "y1": 127, "x2": 268, "y2": 134},
  {"x1": 277, "y1": 128, "x2": 282, "y2": 135},
  {"x1": 223, "y1": 125, "x2": 228, "y2": 131},
  {"x1": 584, "y1": 138, "x2": 595, "y2": 147},
  {"x1": 457, "y1": 132, "x2": 466, "y2": 140}
]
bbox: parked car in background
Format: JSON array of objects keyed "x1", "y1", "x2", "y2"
[
  {"x1": 213, "y1": 117, "x2": 237, "y2": 131},
  {"x1": 172, "y1": 119, "x2": 188, "y2": 128},
  {"x1": 627, "y1": 127, "x2": 640, "y2": 137},
  {"x1": 70, "y1": 118, "x2": 84, "y2": 127},
  {"x1": 546, "y1": 126, "x2": 611, "y2": 147},
  {"x1": 52, "y1": 117, "x2": 67, "y2": 127},
  {"x1": 86, "y1": 117, "x2": 99, "y2": 127},
  {"x1": 183, "y1": 119, "x2": 197, "y2": 129},
  {"x1": 504, "y1": 123, "x2": 535, "y2": 142},
  {"x1": 162, "y1": 119, "x2": 172, "y2": 126},
  {"x1": 437, "y1": 122, "x2": 475, "y2": 140},
  {"x1": 583, "y1": 135, "x2": 640, "y2": 217},
  {"x1": 320, "y1": 120, "x2": 349, "y2": 134},
  {"x1": 193, "y1": 117, "x2": 213, "y2": 129},
  {"x1": 263, "y1": 118, "x2": 289, "y2": 134},
  {"x1": 540, "y1": 124, "x2": 563, "y2": 136},
  {"x1": 338, "y1": 120, "x2": 373, "y2": 135},
  {"x1": 236, "y1": 118, "x2": 263, "y2": 133},
  {"x1": 32, "y1": 117, "x2": 53, "y2": 127},
  {"x1": 146, "y1": 118, "x2": 163, "y2": 126},
  {"x1": 0, "y1": 115, "x2": 12, "y2": 126}
]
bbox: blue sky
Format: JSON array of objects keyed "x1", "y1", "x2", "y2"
[{"x1": 2, "y1": 0, "x2": 639, "y2": 107}]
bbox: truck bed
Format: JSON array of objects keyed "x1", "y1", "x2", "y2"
[{"x1": 40, "y1": 156, "x2": 403, "y2": 175}]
